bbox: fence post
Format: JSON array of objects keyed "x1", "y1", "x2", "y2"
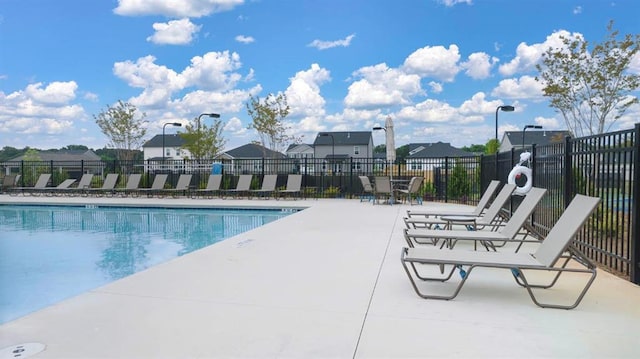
[
  {"x1": 630, "y1": 123, "x2": 640, "y2": 284},
  {"x1": 563, "y1": 136, "x2": 573, "y2": 209},
  {"x1": 444, "y1": 157, "x2": 449, "y2": 203}
]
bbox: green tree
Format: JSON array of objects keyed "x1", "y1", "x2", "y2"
[
  {"x1": 179, "y1": 118, "x2": 227, "y2": 160},
  {"x1": 535, "y1": 21, "x2": 640, "y2": 137},
  {"x1": 485, "y1": 139, "x2": 499, "y2": 154},
  {"x1": 94, "y1": 100, "x2": 148, "y2": 161},
  {"x1": 462, "y1": 144, "x2": 486, "y2": 153},
  {"x1": 246, "y1": 93, "x2": 296, "y2": 152},
  {"x1": 448, "y1": 160, "x2": 470, "y2": 200}
]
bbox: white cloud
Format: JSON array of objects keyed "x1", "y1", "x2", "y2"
[
  {"x1": 491, "y1": 75, "x2": 545, "y2": 100},
  {"x1": 499, "y1": 30, "x2": 584, "y2": 76},
  {"x1": 344, "y1": 63, "x2": 423, "y2": 108},
  {"x1": 461, "y1": 52, "x2": 498, "y2": 80},
  {"x1": 235, "y1": 35, "x2": 255, "y2": 44},
  {"x1": 147, "y1": 18, "x2": 201, "y2": 45},
  {"x1": 181, "y1": 51, "x2": 243, "y2": 91},
  {"x1": 0, "y1": 81, "x2": 83, "y2": 137},
  {"x1": 438, "y1": 0, "x2": 473, "y2": 6},
  {"x1": 285, "y1": 63, "x2": 331, "y2": 119},
  {"x1": 403, "y1": 44, "x2": 461, "y2": 82},
  {"x1": 114, "y1": 0, "x2": 245, "y2": 18},
  {"x1": 458, "y1": 92, "x2": 504, "y2": 115},
  {"x1": 629, "y1": 52, "x2": 640, "y2": 74},
  {"x1": 307, "y1": 34, "x2": 355, "y2": 50},
  {"x1": 533, "y1": 116, "x2": 560, "y2": 129},
  {"x1": 428, "y1": 81, "x2": 443, "y2": 93}
]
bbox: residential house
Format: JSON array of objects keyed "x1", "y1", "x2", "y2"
[
  {"x1": 405, "y1": 142, "x2": 475, "y2": 171},
  {"x1": 500, "y1": 130, "x2": 571, "y2": 152},
  {"x1": 312, "y1": 131, "x2": 374, "y2": 174},
  {"x1": 6, "y1": 150, "x2": 104, "y2": 180},
  {"x1": 142, "y1": 134, "x2": 192, "y2": 173},
  {"x1": 218, "y1": 143, "x2": 288, "y2": 174}
]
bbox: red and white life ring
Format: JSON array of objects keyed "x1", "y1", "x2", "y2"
[{"x1": 508, "y1": 165, "x2": 533, "y2": 195}]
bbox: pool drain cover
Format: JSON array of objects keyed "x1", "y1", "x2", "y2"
[{"x1": 0, "y1": 343, "x2": 46, "y2": 358}]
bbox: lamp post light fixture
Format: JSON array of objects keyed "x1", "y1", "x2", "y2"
[
  {"x1": 495, "y1": 105, "x2": 515, "y2": 153},
  {"x1": 197, "y1": 113, "x2": 221, "y2": 131},
  {"x1": 318, "y1": 132, "x2": 335, "y2": 172},
  {"x1": 162, "y1": 122, "x2": 182, "y2": 164},
  {"x1": 522, "y1": 124, "x2": 543, "y2": 150}
]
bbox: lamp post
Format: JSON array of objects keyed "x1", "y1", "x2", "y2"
[
  {"x1": 162, "y1": 122, "x2": 182, "y2": 164},
  {"x1": 522, "y1": 125, "x2": 543, "y2": 149},
  {"x1": 495, "y1": 105, "x2": 515, "y2": 153},
  {"x1": 318, "y1": 133, "x2": 335, "y2": 172},
  {"x1": 197, "y1": 113, "x2": 221, "y2": 131}
]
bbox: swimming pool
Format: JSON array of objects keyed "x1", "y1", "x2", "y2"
[{"x1": 0, "y1": 204, "x2": 295, "y2": 324}]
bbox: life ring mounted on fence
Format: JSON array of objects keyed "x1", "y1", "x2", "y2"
[{"x1": 508, "y1": 165, "x2": 533, "y2": 195}]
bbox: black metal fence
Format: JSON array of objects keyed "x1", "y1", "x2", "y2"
[{"x1": 1, "y1": 123, "x2": 638, "y2": 283}]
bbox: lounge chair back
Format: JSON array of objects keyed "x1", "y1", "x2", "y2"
[
  {"x1": 472, "y1": 180, "x2": 501, "y2": 216},
  {"x1": 150, "y1": 174, "x2": 168, "y2": 189},
  {"x1": 174, "y1": 174, "x2": 192, "y2": 190},
  {"x1": 476, "y1": 183, "x2": 516, "y2": 224},
  {"x1": 407, "y1": 176, "x2": 424, "y2": 194},
  {"x1": 205, "y1": 174, "x2": 222, "y2": 191},
  {"x1": 359, "y1": 176, "x2": 373, "y2": 192},
  {"x1": 534, "y1": 194, "x2": 600, "y2": 267},
  {"x1": 124, "y1": 174, "x2": 142, "y2": 190},
  {"x1": 285, "y1": 174, "x2": 302, "y2": 191},
  {"x1": 500, "y1": 187, "x2": 547, "y2": 239},
  {"x1": 56, "y1": 179, "x2": 76, "y2": 189},
  {"x1": 374, "y1": 176, "x2": 392, "y2": 194},
  {"x1": 101, "y1": 174, "x2": 119, "y2": 189},
  {"x1": 33, "y1": 174, "x2": 52, "y2": 188},
  {"x1": 2, "y1": 175, "x2": 17, "y2": 189},
  {"x1": 76, "y1": 174, "x2": 94, "y2": 189},
  {"x1": 234, "y1": 175, "x2": 253, "y2": 191},
  {"x1": 258, "y1": 175, "x2": 278, "y2": 191}
]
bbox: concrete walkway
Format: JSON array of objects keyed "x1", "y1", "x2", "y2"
[{"x1": 1, "y1": 195, "x2": 639, "y2": 358}]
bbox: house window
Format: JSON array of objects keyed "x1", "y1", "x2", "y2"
[
  {"x1": 165, "y1": 149, "x2": 171, "y2": 156},
  {"x1": 354, "y1": 146, "x2": 360, "y2": 155},
  {"x1": 352, "y1": 161, "x2": 362, "y2": 171},
  {"x1": 176, "y1": 149, "x2": 182, "y2": 156}
]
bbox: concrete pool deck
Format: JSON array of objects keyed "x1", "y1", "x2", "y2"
[{"x1": 1, "y1": 194, "x2": 639, "y2": 358}]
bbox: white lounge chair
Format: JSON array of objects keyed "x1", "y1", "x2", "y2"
[
  {"x1": 358, "y1": 176, "x2": 374, "y2": 202},
  {"x1": 222, "y1": 174, "x2": 253, "y2": 199},
  {"x1": 401, "y1": 194, "x2": 601, "y2": 309},
  {"x1": 85, "y1": 173, "x2": 119, "y2": 197},
  {"x1": 163, "y1": 174, "x2": 192, "y2": 197},
  {"x1": 138, "y1": 174, "x2": 169, "y2": 198},
  {"x1": 278, "y1": 174, "x2": 302, "y2": 200},
  {"x1": 404, "y1": 183, "x2": 516, "y2": 231},
  {"x1": 404, "y1": 187, "x2": 547, "y2": 251},
  {"x1": 407, "y1": 180, "x2": 501, "y2": 218},
  {"x1": 114, "y1": 174, "x2": 143, "y2": 197},
  {"x1": 9, "y1": 173, "x2": 51, "y2": 196},
  {"x1": 192, "y1": 174, "x2": 222, "y2": 199},
  {"x1": 249, "y1": 174, "x2": 277, "y2": 199}
]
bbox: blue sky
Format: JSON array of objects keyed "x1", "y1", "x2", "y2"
[{"x1": 1, "y1": 0, "x2": 639, "y2": 152}]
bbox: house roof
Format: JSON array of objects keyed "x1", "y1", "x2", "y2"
[
  {"x1": 9, "y1": 150, "x2": 101, "y2": 162},
  {"x1": 406, "y1": 142, "x2": 474, "y2": 158},
  {"x1": 223, "y1": 143, "x2": 286, "y2": 159},
  {"x1": 313, "y1": 131, "x2": 372, "y2": 146},
  {"x1": 504, "y1": 130, "x2": 571, "y2": 147},
  {"x1": 143, "y1": 134, "x2": 186, "y2": 148},
  {"x1": 286, "y1": 143, "x2": 314, "y2": 152}
]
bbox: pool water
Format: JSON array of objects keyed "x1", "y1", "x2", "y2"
[{"x1": 0, "y1": 205, "x2": 294, "y2": 324}]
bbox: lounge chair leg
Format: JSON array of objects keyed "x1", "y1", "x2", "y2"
[
  {"x1": 516, "y1": 266, "x2": 597, "y2": 309},
  {"x1": 401, "y1": 251, "x2": 473, "y2": 301}
]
